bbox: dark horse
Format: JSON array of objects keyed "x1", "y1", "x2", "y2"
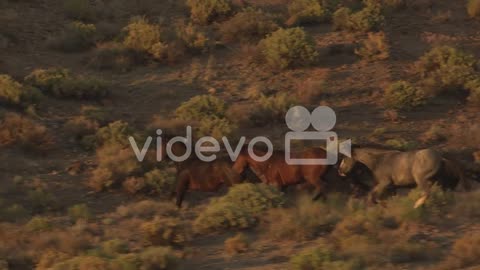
[
  {"x1": 158, "y1": 137, "x2": 242, "y2": 207},
  {"x1": 232, "y1": 145, "x2": 331, "y2": 200}
]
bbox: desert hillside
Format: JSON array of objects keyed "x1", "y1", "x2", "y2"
[{"x1": 0, "y1": 0, "x2": 479, "y2": 269}]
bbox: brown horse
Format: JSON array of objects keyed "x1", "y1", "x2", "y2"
[
  {"x1": 158, "y1": 136, "x2": 242, "y2": 207},
  {"x1": 232, "y1": 145, "x2": 331, "y2": 200}
]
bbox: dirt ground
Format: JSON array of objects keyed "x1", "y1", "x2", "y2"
[{"x1": 0, "y1": 0, "x2": 479, "y2": 269}]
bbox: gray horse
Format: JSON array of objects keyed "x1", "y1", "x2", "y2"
[{"x1": 337, "y1": 146, "x2": 467, "y2": 208}]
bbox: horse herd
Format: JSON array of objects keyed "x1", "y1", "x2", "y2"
[{"x1": 159, "y1": 137, "x2": 469, "y2": 208}]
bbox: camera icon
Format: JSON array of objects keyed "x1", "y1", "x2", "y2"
[{"x1": 284, "y1": 106, "x2": 351, "y2": 165}]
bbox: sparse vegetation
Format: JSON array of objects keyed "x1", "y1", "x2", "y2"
[
  {"x1": 175, "y1": 20, "x2": 211, "y2": 53},
  {"x1": 355, "y1": 32, "x2": 389, "y2": 61},
  {"x1": 0, "y1": 113, "x2": 53, "y2": 152},
  {"x1": 193, "y1": 184, "x2": 285, "y2": 233},
  {"x1": 259, "y1": 27, "x2": 318, "y2": 69},
  {"x1": 224, "y1": 233, "x2": 249, "y2": 255},
  {"x1": 25, "y1": 68, "x2": 109, "y2": 99},
  {"x1": 88, "y1": 143, "x2": 141, "y2": 191},
  {"x1": 64, "y1": 116, "x2": 99, "y2": 143},
  {"x1": 0, "y1": 1, "x2": 479, "y2": 269},
  {"x1": 141, "y1": 216, "x2": 189, "y2": 246},
  {"x1": 287, "y1": 0, "x2": 326, "y2": 26},
  {"x1": 219, "y1": 8, "x2": 279, "y2": 43},
  {"x1": 264, "y1": 196, "x2": 342, "y2": 241},
  {"x1": 175, "y1": 95, "x2": 236, "y2": 138},
  {"x1": 333, "y1": 2, "x2": 385, "y2": 32},
  {"x1": 290, "y1": 242, "x2": 362, "y2": 270},
  {"x1": 414, "y1": 46, "x2": 479, "y2": 102},
  {"x1": 250, "y1": 92, "x2": 297, "y2": 125},
  {"x1": 0, "y1": 74, "x2": 41, "y2": 107},
  {"x1": 88, "y1": 42, "x2": 138, "y2": 72},
  {"x1": 64, "y1": 0, "x2": 98, "y2": 21},
  {"x1": 187, "y1": 0, "x2": 232, "y2": 25},
  {"x1": 384, "y1": 138, "x2": 417, "y2": 150},
  {"x1": 47, "y1": 21, "x2": 97, "y2": 52},
  {"x1": 439, "y1": 231, "x2": 480, "y2": 269},
  {"x1": 95, "y1": 120, "x2": 133, "y2": 148},
  {"x1": 384, "y1": 80, "x2": 426, "y2": 110},
  {"x1": 68, "y1": 204, "x2": 92, "y2": 222},
  {"x1": 122, "y1": 17, "x2": 167, "y2": 61},
  {"x1": 25, "y1": 216, "x2": 52, "y2": 232}
]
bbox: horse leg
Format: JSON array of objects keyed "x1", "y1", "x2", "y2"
[
  {"x1": 368, "y1": 180, "x2": 391, "y2": 205},
  {"x1": 175, "y1": 171, "x2": 190, "y2": 208},
  {"x1": 310, "y1": 178, "x2": 326, "y2": 201},
  {"x1": 414, "y1": 179, "x2": 433, "y2": 209}
]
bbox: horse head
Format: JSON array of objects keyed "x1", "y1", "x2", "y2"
[{"x1": 338, "y1": 155, "x2": 357, "y2": 177}]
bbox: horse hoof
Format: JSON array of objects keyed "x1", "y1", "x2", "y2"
[{"x1": 414, "y1": 196, "x2": 427, "y2": 209}]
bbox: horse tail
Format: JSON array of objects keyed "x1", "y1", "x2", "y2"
[{"x1": 442, "y1": 158, "x2": 470, "y2": 191}]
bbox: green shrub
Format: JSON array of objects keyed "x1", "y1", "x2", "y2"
[
  {"x1": 47, "y1": 22, "x2": 97, "y2": 52},
  {"x1": 25, "y1": 216, "x2": 52, "y2": 232},
  {"x1": 464, "y1": 77, "x2": 480, "y2": 105},
  {"x1": 0, "y1": 113, "x2": 53, "y2": 152},
  {"x1": 467, "y1": 0, "x2": 480, "y2": 18},
  {"x1": 175, "y1": 95, "x2": 235, "y2": 138},
  {"x1": 224, "y1": 233, "x2": 250, "y2": 255},
  {"x1": 193, "y1": 183, "x2": 284, "y2": 233},
  {"x1": 68, "y1": 204, "x2": 92, "y2": 222},
  {"x1": 219, "y1": 8, "x2": 279, "y2": 43},
  {"x1": 175, "y1": 95, "x2": 227, "y2": 120},
  {"x1": 187, "y1": 0, "x2": 232, "y2": 24},
  {"x1": 122, "y1": 17, "x2": 167, "y2": 61},
  {"x1": 114, "y1": 200, "x2": 177, "y2": 220},
  {"x1": 100, "y1": 239, "x2": 129, "y2": 257},
  {"x1": 193, "y1": 200, "x2": 255, "y2": 232},
  {"x1": 290, "y1": 246, "x2": 331, "y2": 269},
  {"x1": 415, "y1": 46, "x2": 477, "y2": 95},
  {"x1": 250, "y1": 92, "x2": 297, "y2": 125},
  {"x1": 0, "y1": 74, "x2": 41, "y2": 107},
  {"x1": 175, "y1": 20, "x2": 211, "y2": 53},
  {"x1": 25, "y1": 68, "x2": 109, "y2": 99},
  {"x1": 355, "y1": 32, "x2": 389, "y2": 61},
  {"x1": 386, "y1": 185, "x2": 454, "y2": 223},
  {"x1": 196, "y1": 117, "x2": 237, "y2": 139},
  {"x1": 384, "y1": 138, "x2": 417, "y2": 150},
  {"x1": 287, "y1": 0, "x2": 326, "y2": 26},
  {"x1": 64, "y1": 0, "x2": 98, "y2": 21},
  {"x1": 139, "y1": 247, "x2": 178, "y2": 270},
  {"x1": 384, "y1": 80, "x2": 425, "y2": 110},
  {"x1": 259, "y1": 27, "x2": 318, "y2": 69},
  {"x1": 333, "y1": 3, "x2": 384, "y2": 32},
  {"x1": 264, "y1": 196, "x2": 341, "y2": 241},
  {"x1": 141, "y1": 216, "x2": 188, "y2": 246},
  {"x1": 333, "y1": 7, "x2": 353, "y2": 30},
  {"x1": 88, "y1": 143, "x2": 141, "y2": 191},
  {"x1": 50, "y1": 255, "x2": 111, "y2": 270},
  {"x1": 95, "y1": 121, "x2": 133, "y2": 147},
  {"x1": 143, "y1": 168, "x2": 176, "y2": 194}
]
